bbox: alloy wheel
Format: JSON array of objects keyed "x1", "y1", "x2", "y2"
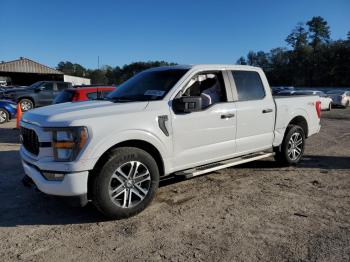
[
  {"x1": 21, "y1": 100, "x2": 32, "y2": 111},
  {"x1": 287, "y1": 132, "x2": 303, "y2": 161},
  {"x1": 109, "y1": 161, "x2": 151, "y2": 208},
  {"x1": 0, "y1": 110, "x2": 7, "y2": 123}
]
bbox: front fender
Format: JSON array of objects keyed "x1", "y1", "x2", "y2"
[
  {"x1": 274, "y1": 107, "x2": 309, "y2": 147},
  {"x1": 86, "y1": 129, "x2": 170, "y2": 172}
]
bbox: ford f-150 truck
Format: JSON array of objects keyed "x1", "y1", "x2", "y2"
[{"x1": 20, "y1": 65, "x2": 321, "y2": 219}]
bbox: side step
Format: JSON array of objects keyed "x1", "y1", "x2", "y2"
[{"x1": 175, "y1": 152, "x2": 275, "y2": 179}]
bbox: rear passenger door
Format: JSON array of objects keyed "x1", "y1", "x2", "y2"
[
  {"x1": 229, "y1": 70, "x2": 275, "y2": 154},
  {"x1": 37, "y1": 82, "x2": 54, "y2": 106}
]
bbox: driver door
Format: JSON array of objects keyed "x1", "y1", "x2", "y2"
[{"x1": 170, "y1": 71, "x2": 237, "y2": 170}]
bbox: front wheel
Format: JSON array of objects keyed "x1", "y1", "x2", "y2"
[
  {"x1": 19, "y1": 99, "x2": 34, "y2": 111},
  {"x1": 0, "y1": 108, "x2": 9, "y2": 124},
  {"x1": 274, "y1": 125, "x2": 305, "y2": 166},
  {"x1": 91, "y1": 147, "x2": 159, "y2": 219}
]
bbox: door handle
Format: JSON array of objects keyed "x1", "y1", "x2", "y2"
[
  {"x1": 221, "y1": 113, "x2": 235, "y2": 119},
  {"x1": 262, "y1": 109, "x2": 273, "y2": 113}
]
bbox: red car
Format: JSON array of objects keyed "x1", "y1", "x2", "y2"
[{"x1": 53, "y1": 86, "x2": 116, "y2": 104}]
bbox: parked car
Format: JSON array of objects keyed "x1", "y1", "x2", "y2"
[
  {"x1": 20, "y1": 65, "x2": 321, "y2": 219},
  {"x1": 271, "y1": 86, "x2": 294, "y2": 95},
  {"x1": 276, "y1": 90, "x2": 332, "y2": 110},
  {"x1": 0, "y1": 100, "x2": 17, "y2": 124},
  {"x1": 0, "y1": 81, "x2": 72, "y2": 111},
  {"x1": 53, "y1": 86, "x2": 115, "y2": 104},
  {"x1": 326, "y1": 90, "x2": 350, "y2": 108},
  {"x1": 0, "y1": 80, "x2": 7, "y2": 87}
]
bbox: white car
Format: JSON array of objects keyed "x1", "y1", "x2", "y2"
[
  {"x1": 20, "y1": 65, "x2": 321, "y2": 219},
  {"x1": 326, "y1": 90, "x2": 350, "y2": 108},
  {"x1": 277, "y1": 90, "x2": 332, "y2": 111}
]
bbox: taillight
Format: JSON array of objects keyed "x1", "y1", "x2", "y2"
[{"x1": 315, "y1": 101, "x2": 321, "y2": 119}]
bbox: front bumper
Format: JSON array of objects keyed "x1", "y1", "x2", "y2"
[{"x1": 22, "y1": 160, "x2": 89, "y2": 197}]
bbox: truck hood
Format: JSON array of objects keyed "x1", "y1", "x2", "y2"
[
  {"x1": 22, "y1": 100, "x2": 149, "y2": 127},
  {"x1": 3, "y1": 87, "x2": 31, "y2": 93}
]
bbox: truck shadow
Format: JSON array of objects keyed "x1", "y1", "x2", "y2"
[
  {"x1": 237, "y1": 155, "x2": 350, "y2": 170},
  {"x1": 0, "y1": 152, "x2": 348, "y2": 227}
]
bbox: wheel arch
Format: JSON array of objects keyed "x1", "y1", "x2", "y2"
[
  {"x1": 287, "y1": 115, "x2": 308, "y2": 138},
  {"x1": 88, "y1": 139, "x2": 165, "y2": 199},
  {"x1": 18, "y1": 96, "x2": 35, "y2": 107}
]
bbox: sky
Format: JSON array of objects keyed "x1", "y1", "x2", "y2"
[{"x1": 1, "y1": 0, "x2": 349, "y2": 69}]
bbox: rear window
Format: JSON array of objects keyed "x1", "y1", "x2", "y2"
[
  {"x1": 57, "y1": 83, "x2": 69, "y2": 91},
  {"x1": 53, "y1": 90, "x2": 74, "y2": 104},
  {"x1": 231, "y1": 71, "x2": 265, "y2": 101}
]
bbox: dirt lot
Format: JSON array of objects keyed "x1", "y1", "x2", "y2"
[{"x1": 0, "y1": 109, "x2": 349, "y2": 262}]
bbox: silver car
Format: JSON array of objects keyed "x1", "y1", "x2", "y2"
[{"x1": 326, "y1": 90, "x2": 350, "y2": 108}]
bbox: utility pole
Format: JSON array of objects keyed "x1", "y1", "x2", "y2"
[{"x1": 97, "y1": 56, "x2": 100, "y2": 70}]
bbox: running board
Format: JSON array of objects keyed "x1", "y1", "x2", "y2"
[{"x1": 175, "y1": 152, "x2": 275, "y2": 178}]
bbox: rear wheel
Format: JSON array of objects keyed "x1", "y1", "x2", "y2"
[
  {"x1": 274, "y1": 125, "x2": 305, "y2": 166},
  {"x1": 0, "y1": 108, "x2": 9, "y2": 124},
  {"x1": 91, "y1": 147, "x2": 159, "y2": 219},
  {"x1": 19, "y1": 99, "x2": 34, "y2": 111},
  {"x1": 328, "y1": 103, "x2": 332, "y2": 111}
]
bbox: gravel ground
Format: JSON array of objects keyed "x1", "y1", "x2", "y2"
[{"x1": 0, "y1": 109, "x2": 349, "y2": 261}]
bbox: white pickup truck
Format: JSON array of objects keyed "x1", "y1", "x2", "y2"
[{"x1": 20, "y1": 65, "x2": 321, "y2": 219}]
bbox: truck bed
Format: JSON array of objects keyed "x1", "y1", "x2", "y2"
[{"x1": 273, "y1": 95, "x2": 321, "y2": 146}]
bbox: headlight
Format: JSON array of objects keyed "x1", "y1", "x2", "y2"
[{"x1": 49, "y1": 127, "x2": 89, "y2": 162}]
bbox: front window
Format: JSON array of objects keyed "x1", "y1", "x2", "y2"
[
  {"x1": 107, "y1": 68, "x2": 188, "y2": 102},
  {"x1": 29, "y1": 81, "x2": 44, "y2": 89}
]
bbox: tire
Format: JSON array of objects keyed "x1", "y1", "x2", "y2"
[
  {"x1": 0, "y1": 108, "x2": 9, "y2": 124},
  {"x1": 345, "y1": 101, "x2": 350, "y2": 108},
  {"x1": 91, "y1": 147, "x2": 159, "y2": 219},
  {"x1": 328, "y1": 103, "x2": 332, "y2": 111},
  {"x1": 19, "y1": 98, "x2": 34, "y2": 111},
  {"x1": 274, "y1": 125, "x2": 305, "y2": 166}
]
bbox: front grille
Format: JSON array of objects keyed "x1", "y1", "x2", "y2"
[{"x1": 20, "y1": 127, "x2": 40, "y2": 155}]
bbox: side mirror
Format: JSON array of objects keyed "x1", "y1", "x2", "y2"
[{"x1": 173, "y1": 96, "x2": 202, "y2": 113}]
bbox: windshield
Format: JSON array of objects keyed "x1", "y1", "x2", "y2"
[
  {"x1": 29, "y1": 81, "x2": 44, "y2": 89},
  {"x1": 107, "y1": 68, "x2": 188, "y2": 102},
  {"x1": 326, "y1": 90, "x2": 344, "y2": 95}
]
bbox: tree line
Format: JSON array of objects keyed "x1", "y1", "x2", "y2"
[
  {"x1": 57, "y1": 61, "x2": 177, "y2": 85},
  {"x1": 237, "y1": 16, "x2": 350, "y2": 87},
  {"x1": 57, "y1": 16, "x2": 350, "y2": 87}
]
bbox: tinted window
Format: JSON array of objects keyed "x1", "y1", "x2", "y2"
[
  {"x1": 57, "y1": 83, "x2": 68, "y2": 90},
  {"x1": 87, "y1": 92, "x2": 98, "y2": 100},
  {"x1": 53, "y1": 90, "x2": 74, "y2": 104},
  {"x1": 42, "y1": 82, "x2": 53, "y2": 91},
  {"x1": 231, "y1": 71, "x2": 265, "y2": 101}
]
